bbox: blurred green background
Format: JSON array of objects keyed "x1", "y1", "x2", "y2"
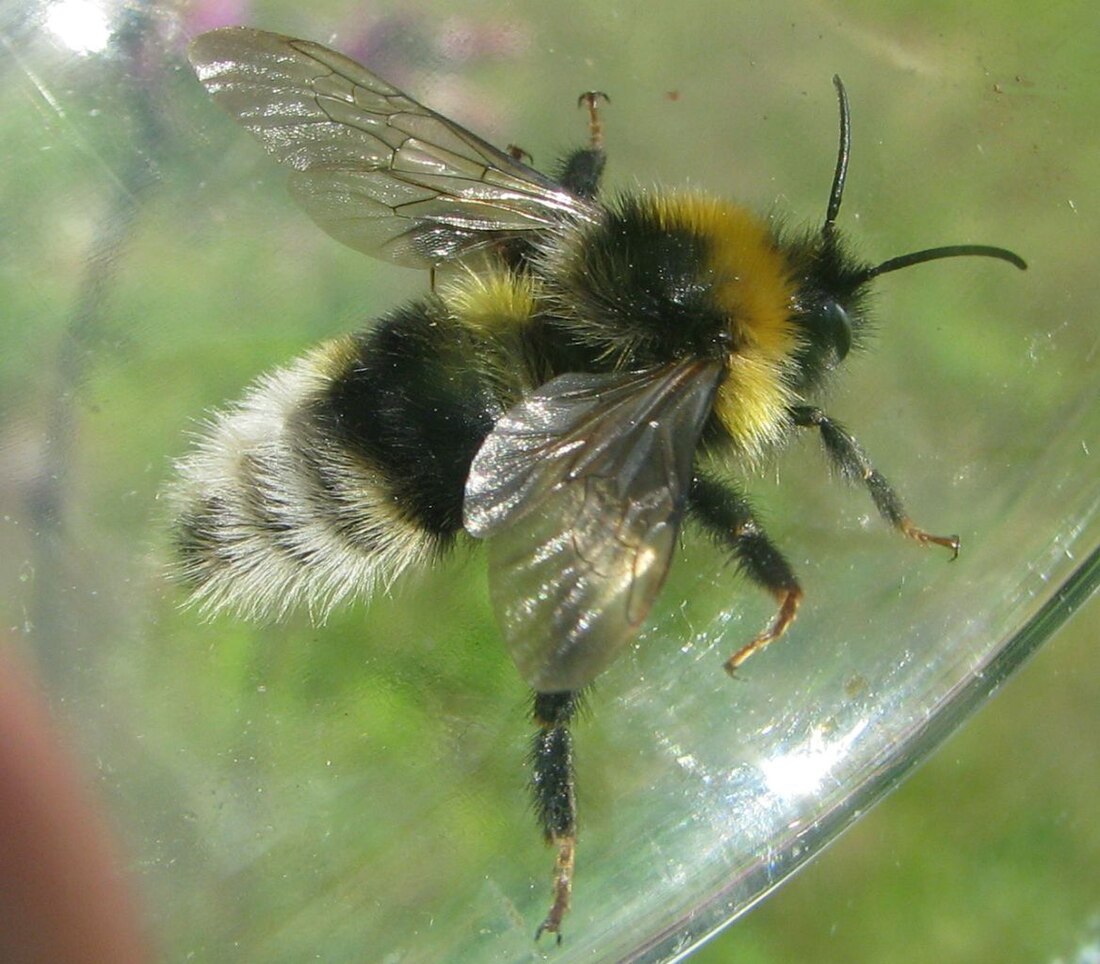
[{"x1": 1, "y1": 0, "x2": 1097, "y2": 960}]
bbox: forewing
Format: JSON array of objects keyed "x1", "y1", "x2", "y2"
[
  {"x1": 464, "y1": 360, "x2": 723, "y2": 692},
  {"x1": 189, "y1": 27, "x2": 597, "y2": 267}
]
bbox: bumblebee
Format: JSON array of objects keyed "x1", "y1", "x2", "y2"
[{"x1": 175, "y1": 27, "x2": 1025, "y2": 941}]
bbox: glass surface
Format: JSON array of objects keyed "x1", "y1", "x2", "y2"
[{"x1": 1, "y1": 1, "x2": 1096, "y2": 961}]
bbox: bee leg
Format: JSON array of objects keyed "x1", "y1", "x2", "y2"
[
  {"x1": 555, "y1": 92, "x2": 609, "y2": 201},
  {"x1": 577, "y1": 91, "x2": 611, "y2": 150},
  {"x1": 789, "y1": 406, "x2": 960, "y2": 558},
  {"x1": 688, "y1": 474, "x2": 804, "y2": 674},
  {"x1": 531, "y1": 690, "x2": 581, "y2": 943}
]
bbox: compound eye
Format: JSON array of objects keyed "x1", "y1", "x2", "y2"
[{"x1": 819, "y1": 301, "x2": 852, "y2": 364}]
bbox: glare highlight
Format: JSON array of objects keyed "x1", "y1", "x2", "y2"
[
  {"x1": 45, "y1": 0, "x2": 111, "y2": 54},
  {"x1": 759, "y1": 719, "x2": 869, "y2": 800}
]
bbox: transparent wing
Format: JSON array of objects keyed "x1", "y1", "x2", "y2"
[
  {"x1": 189, "y1": 27, "x2": 598, "y2": 268},
  {"x1": 464, "y1": 360, "x2": 723, "y2": 692}
]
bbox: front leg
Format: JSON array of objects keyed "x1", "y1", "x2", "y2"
[{"x1": 789, "y1": 405, "x2": 960, "y2": 558}]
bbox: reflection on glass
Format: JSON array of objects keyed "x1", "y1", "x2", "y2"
[{"x1": 45, "y1": 0, "x2": 112, "y2": 53}]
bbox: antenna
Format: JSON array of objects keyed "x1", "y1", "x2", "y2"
[
  {"x1": 819, "y1": 76, "x2": 1027, "y2": 280},
  {"x1": 822, "y1": 75, "x2": 850, "y2": 238},
  {"x1": 863, "y1": 244, "x2": 1027, "y2": 282}
]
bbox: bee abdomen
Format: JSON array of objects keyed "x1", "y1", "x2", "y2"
[
  {"x1": 171, "y1": 345, "x2": 438, "y2": 619},
  {"x1": 171, "y1": 298, "x2": 506, "y2": 620}
]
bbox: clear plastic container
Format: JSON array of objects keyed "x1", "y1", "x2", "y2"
[{"x1": 1, "y1": 2, "x2": 1096, "y2": 960}]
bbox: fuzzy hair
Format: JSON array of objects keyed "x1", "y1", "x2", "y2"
[{"x1": 170, "y1": 344, "x2": 439, "y2": 621}]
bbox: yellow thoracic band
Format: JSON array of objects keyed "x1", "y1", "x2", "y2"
[{"x1": 650, "y1": 194, "x2": 799, "y2": 458}]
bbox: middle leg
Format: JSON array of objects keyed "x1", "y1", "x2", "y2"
[{"x1": 688, "y1": 472, "x2": 804, "y2": 673}]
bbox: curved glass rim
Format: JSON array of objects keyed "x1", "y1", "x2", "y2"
[{"x1": 641, "y1": 541, "x2": 1100, "y2": 962}]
